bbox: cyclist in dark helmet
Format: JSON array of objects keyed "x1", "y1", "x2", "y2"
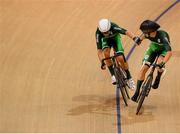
[{"x1": 131, "y1": 20, "x2": 172, "y2": 102}]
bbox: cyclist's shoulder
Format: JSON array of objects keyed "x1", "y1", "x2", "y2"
[
  {"x1": 111, "y1": 22, "x2": 126, "y2": 32},
  {"x1": 111, "y1": 22, "x2": 122, "y2": 28},
  {"x1": 154, "y1": 30, "x2": 171, "y2": 48},
  {"x1": 157, "y1": 30, "x2": 169, "y2": 37},
  {"x1": 157, "y1": 29, "x2": 170, "y2": 41},
  {"x1": 111, "y1": 22, "x2": 118, "y2": 26}
]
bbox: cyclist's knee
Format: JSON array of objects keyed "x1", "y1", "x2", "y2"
[
  {"x1": 103, "y1": 48, "x2": 110, "y2": 57},
  {"x1": 116, "y1": 52, "x2": 126, "y2": 61},
  {"x1": 139, "y1": 64, "x2": 149, "y2": 77},
  {"x1": 157, "y1": 56, "x2": 164, "y2": 64},
  {"x1": 143, "y1": 61, "x2": 151, "y2": 68},
  {"x1": 117, "y1": 55, "x2": 124, "y2": 62}
]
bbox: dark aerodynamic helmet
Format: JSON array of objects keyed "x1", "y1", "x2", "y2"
[{"x1": 140, "y1": 20, "x2": 160, "y2": 33}]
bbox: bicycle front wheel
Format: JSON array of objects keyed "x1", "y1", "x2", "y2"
[
  {"x1": 114, "y1": 67, "x2": 128, "y2": 106},
  {"x1": 136, "y1": 91, "x2": 146, "y2": 115},
  {"x1": 136, "y1": 76, "x2": 153, "y2": 115},
  {"x1": 124, "y1": 86, "x2": 130, "y2": 99},
  {"x1": 120, "y1": 87, "x2": 128, "y2": 106}
]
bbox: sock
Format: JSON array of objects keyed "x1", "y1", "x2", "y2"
[
  {"x1": 108, "y1": 65, "x2": 114, "y2": 76},
  {"x1": 125, "y1": 69, "x2": 131, "y2": 79},
  {"x1": 135, "y1": 80, "x2": 144, "y2": 94}
]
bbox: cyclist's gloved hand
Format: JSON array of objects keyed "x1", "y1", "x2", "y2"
[
  {"x1": 133, "y1": 36, "x2": 141, "y2": 45},
  {"x1": 101, "y1": 60, "x2": 106, "y2": 70},
  {"x1": 157, "y1": 61, "x2": 165, "y2": 69}
]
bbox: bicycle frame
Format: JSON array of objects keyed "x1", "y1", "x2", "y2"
[{"x1": 102, "y1": 54, "x2": 127, "y2": 88}]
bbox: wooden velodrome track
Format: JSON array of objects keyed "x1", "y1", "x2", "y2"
[{"x1": 0, "y1": 0, "x2": 180, "y2": 133}]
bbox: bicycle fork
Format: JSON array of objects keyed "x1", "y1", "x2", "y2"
[
  {"x1": 137, "y1": 74, "x2": 153, "y2": 102},
  {"x1": 145, "y1": 76, "x2": 153, "y2": 97}
]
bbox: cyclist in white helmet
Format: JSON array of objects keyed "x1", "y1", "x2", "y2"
[{"x1": 95, "y1": 18, "x2": 141, "y2": 90}]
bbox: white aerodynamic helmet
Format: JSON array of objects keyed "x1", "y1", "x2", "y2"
[{"x1": 98, "y1": 19, "x2": 111, "y2": 33}]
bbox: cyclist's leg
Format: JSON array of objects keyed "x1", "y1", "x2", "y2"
[
  {"x1": 131, "y1": 64, "x2": 149, "y2": 102},
  {"x1": 103, "y1": 48, "x2": 114, "y2": 76},
  {"x1": 102, "y1": 38, "x2": 116, "y2": 84},
  {"x1": 152, "y1": 51, "x2": 167, "y2": 89},
  {"x1": 113, "y1": 35, "x2": 135, "y2": 89},
  {"x1": 131, "y1": 44, "x2": 157, "y2": 102},
  {"x1": 113, "y1": 35, "x2": 132, "y2": 79},
  {"x1": 97, "y1": 40, "x2": 106, "y2": 69}
]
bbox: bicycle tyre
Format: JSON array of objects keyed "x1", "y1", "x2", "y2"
[
  {"x1": 136, "y1": 76, "x2": 153, "y2": 115},
  {"x1": 142, "y1": 75, "x2": 153, "y2": 96},
  {"x1": 136, "y1": 91, "x2": 146, "y2": 115},
  {"x1": 114, "y1": 67, "x2": 128, "y2": 106},
  {"x1": 124, "y1": 86, "x2": 130, "y2": 99},
  {"x1": 115, "y1": 67, "x2": 126, "y2": 87},
  {"x1": 120, "y1": 87, "x2": 128, "y2": 106},
  {"x1": 117, "y1": 68, "x2": 130, "y2": 99}
]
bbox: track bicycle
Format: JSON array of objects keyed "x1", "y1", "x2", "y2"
[
  {"x1": 102, "y1": 54, "x2": 130, "y2": 106},
  {"x1": 136, "y1": 55, "x2": 162, "y2": 114}
]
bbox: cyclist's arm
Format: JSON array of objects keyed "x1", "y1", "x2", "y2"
[
  {"x1": 162, "y1": 38, "x2": 172, "y2": 63},
  {"x1": 125, "y1": 31, "x2": 135, "y2": 39},
  {"x1": 163, "y1": 51, "x2": 172, "y2": 63},
  {"x1": 140, "y1": 34, "x2": 146, "y2": 40},
  {"x1": 111, "y1": 23, "x2": 127, "y2": 35},
  {"x1": 95, "y1": 30, "x2": 104, "y2": 62},
  {"x1": 97, "y1": 49, "x2": 104, "y2": 62},
  {"x1": 125, "y1": 31, "x2": 146, "y2": 45}
]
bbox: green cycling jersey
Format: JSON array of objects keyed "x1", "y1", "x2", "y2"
[
  {"x1": 143, "y1": 30, "x2": 172, "y2": 65},
  {"x1": 145, "y1": 30, "x2": 171, "y2": 51}
]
